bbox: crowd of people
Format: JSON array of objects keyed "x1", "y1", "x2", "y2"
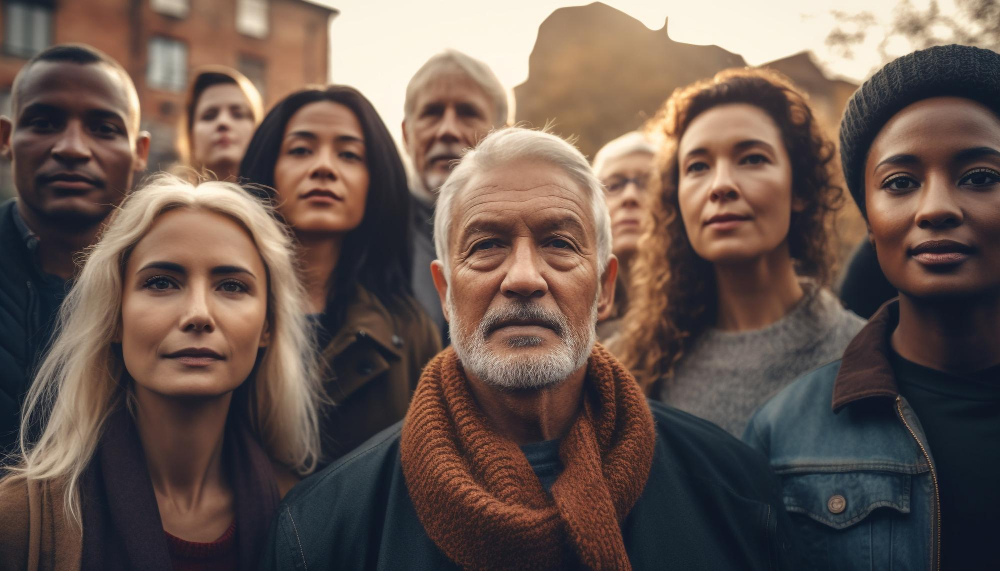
[{"x1": 0, "y1": 39, "x2": 996, "y2": 570}]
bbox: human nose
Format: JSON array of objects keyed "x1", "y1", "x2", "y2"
[
  {"x1": 434, "y1": 107, "x2": 462, "y2": 144},
  {"x1": 500, "y1": 241, "x2": 548, "y2": 299},
  {"x1": 915, "y1": 175, "x2": 963, "y2": 229},
  {"x1": 180, "y1": 283, "x2": 216, "y2": 334},
  {"x1": 620, "y1": 179, "x2": 644, "y2": 207},
  {"x1": 708, "y1": 162, "x2": 740, "y2": 203},
  {"x1": 51, "y1": 121, "x2": 93, "y2": 164},
  {"x1": 308, "y1": 146, "x2": 338, "y2": 182}
]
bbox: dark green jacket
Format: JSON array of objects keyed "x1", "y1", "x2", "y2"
[{"x1": 261, "y1": 401, "x2": 798, "y2": 570}]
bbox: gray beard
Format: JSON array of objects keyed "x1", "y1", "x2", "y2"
[{"x1": 447, "y1": 291, "x2": 598, "y2": 391}]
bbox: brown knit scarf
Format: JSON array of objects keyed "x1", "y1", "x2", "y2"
[{"x1": 401, "y1": 344, "x2": 656, "y2": 570}]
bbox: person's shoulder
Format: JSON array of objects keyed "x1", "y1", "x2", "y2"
[
  {"x1": 647, "y1": 401, "x2": 779, "y2": 501},
  {"x1": 282, "y1": 421, "x2": 402, "y2": 511}
]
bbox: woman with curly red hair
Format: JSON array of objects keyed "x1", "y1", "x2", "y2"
[{"x1": 615, "y1": 68, "x2": 863, "y2": 436}]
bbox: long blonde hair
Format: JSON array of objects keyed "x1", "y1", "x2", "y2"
[{"x1": 7, "y1": 174, "x2": 322, "y2": 526}]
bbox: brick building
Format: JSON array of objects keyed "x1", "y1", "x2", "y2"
[{"x1": 0, "y1": 0, "x2": 338, "y2": 196}]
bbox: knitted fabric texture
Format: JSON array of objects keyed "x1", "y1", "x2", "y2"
[
  {"x1": 400, "y1": 344, "x2": 656, "y2": 571},
  {"x1": 839, "y1": 44, "x2": 1000, "y2": 216}
]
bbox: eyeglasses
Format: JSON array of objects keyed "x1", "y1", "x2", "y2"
[{"x1": 602, "y1": 174, "x2": 650, "y2": 196}]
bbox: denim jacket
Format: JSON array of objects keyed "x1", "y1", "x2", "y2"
[{"x1": 744, "y1": 301, "x2": 941, "y2": 571}]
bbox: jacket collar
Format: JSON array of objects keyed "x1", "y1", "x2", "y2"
[
  {"x1": 832, "y1": 299, "x2": 901, "y2": 412},
  {"x1": 322, "y1": 284, "x2": 405, "y2": 360}
]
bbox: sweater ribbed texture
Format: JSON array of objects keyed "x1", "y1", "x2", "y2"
[
  {"x1": 661, "y1": 286, "x2": 865, "y2": 436},
  {"x1": 400, "y1": 345, "x2": 655, "y2": 570}
]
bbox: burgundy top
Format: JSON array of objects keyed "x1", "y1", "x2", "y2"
[{"x1": 165, "y1": 521, "x2": 238, "y2": 571}]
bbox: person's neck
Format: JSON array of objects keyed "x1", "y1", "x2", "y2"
[
  {"x1": 713, "y1": 246, "x2": 804, "y2": 332},
  {"x1": 893, "y1": 292, "x2": 1000, "y2": 374},
  {"x1": 133, "y1": 387, "x2": 232, "y2": 512},
  {"x1": 296, "y1": 232, "x2": 342, "y2": 314},
  {"x1": 17, "y1": 201, "x2": 101, "y2": 280},
  {"x1": 204, "y1": 160, "x2": 238, "y2": 182},
  {"x1": 467, "y1": 366, "x2": 587, "y2": 446},
  {"x1": 410, "y1": 181, "x2": 437, "y2": 207}
]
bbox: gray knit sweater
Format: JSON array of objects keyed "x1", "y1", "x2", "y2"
[{"x1": 659, "y1": 286, "x2": 865, "y2": 437}]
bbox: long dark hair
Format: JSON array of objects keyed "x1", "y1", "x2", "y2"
[
  {"x1": 618, "y1": 68, "x2": 844, "y2": 393},
  {"x1": 239, "y1": 85, "x2": 414, "y2": 330}
]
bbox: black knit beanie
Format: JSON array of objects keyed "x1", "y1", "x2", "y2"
[{"x1": 839, "y1": 44, "x2": 1000, "y2": 217}]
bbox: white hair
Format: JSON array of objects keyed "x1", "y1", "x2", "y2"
[
  {"x1": 404, "y1": 49, "x2": 509, "y2": 126},
  {"x1": 433, "y1": 127, "x2": 613, "y2": 280},
  {"x1": 7, "y1": 174, "x2": 322, "y2": 527},
  {"x1": 591, "y1": 131, "x2": 657, "y2": 179}
]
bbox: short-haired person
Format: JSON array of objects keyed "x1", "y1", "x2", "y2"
[
  {"x1": 177, "y1": 66, "x2": 264, "y2": 181},
  {"x1": 746, "y1": 44, "x2": 1000, "y2": 571},
  {"x1": 615, "y1": 69, "x2": 864, "y2": 437},
  {"x1": 403, "y1": 50, "x2": 509, "y2": 342},
  {"x1": 592, "y1": 131, "x2": 657, "y2": 340},
  {"x1": 240, "y1": 85, "x2": 440, "y2": 465},
  {"x1": 261, "y1": 128, "x2": 798, "y2": 570},
  {"x1": 0, "y1": 176, "x2": 322, "y2": 569},
  {"x1": 0, "y1": 44, "x2": 150, "y2": 458}
]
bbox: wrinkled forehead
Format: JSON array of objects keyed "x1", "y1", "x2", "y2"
[{"x1": 450, "y1": 162, "x2": 595, "y2": 247}]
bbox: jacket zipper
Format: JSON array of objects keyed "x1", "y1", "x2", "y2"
[{"x1": 895, "y1": 396, "x2": 941, "y2": 571}]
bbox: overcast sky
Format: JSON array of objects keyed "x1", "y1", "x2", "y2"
[{"x1": 323, "y1": 0, "x2": 918, "y2": 145}]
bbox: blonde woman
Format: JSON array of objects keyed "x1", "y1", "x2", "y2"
[{"x1": 0, "y1": 175, "x2": 322, "y2": 570}]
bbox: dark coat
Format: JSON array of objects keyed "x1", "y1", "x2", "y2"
[
  {"x1": 0, "y1": 199, "x2": 59, "y2": 458},
  {"x1": 316, "y1": 285, "x2": 441, "y2": 466},
  {"x1": 261, "y1": 401, "x2": 799, "y2": 570},
  {"x1": 409, "y1": 194, "x2": 448, "y2": 345}
]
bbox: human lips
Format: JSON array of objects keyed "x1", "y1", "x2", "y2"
[
  {"x1": 704, "y1": 212, "x2": 752, "y2": 230},
  {"x1": 300, "y1": 188, "x2": 344, "y2": 203},
  {"x1": 908, "y1": 239, "x2": 975, "y2": 267},
  {"x1": 164, "y1": 347, "x2": 225, "y2": 367},
  {"x1": 37, "y1": 171, "x2": 102, "y2": 192}
]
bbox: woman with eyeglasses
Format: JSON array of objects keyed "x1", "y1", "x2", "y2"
[
  {"x1": 615, "y1": 68, "x2": 864, "y2": 437},
  {"x1": 592, "y1": 132, "x2": 656, "y2": 341}
]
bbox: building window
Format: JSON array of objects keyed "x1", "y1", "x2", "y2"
[
  {"x1": 236, "y1": 0, "x2": 269, "y2": 39},
  {"x1": 147, "y1": 37, "x2": 187, "y2": 92},
  {"x1": 3, "y1": 2, "x2": 53, "y2": 59},
  {"x1": 238, "y1": 55, "x2": 267, "y2": 101},
  {"x1": 150, "y1": 0, "x2": 189, "y2": 18}
]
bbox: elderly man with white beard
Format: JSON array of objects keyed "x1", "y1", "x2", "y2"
[
  {"x1": 403, "y1": 50, "x2": 509, "y2": 343},
  {"x1": 261, "y1": 128, "x2": 800, "y2": 571}
]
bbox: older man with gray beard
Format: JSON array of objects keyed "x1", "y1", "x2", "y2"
[
  {"x1": 403, "y1": 50, "x2": 509, "y2": 343},
  {"x1": 261, "y1": 128, "x2": 800, "y2": 571}
]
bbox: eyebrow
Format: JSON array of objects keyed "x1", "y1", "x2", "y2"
[
  {"x1": 285, "y1": 130, "x2": 364, "y2": 144},
  {"x1": 681, "y1": 139, "x2": 775, "y2": 161},
  {"x1": 874, "y1": 154, "x2": 921, "y2": 170},
  {"x1": 19, "y1": 102, "x2": 127, "y2": 123},
  {"x1": 953, "y1": 146, "x2": 1000, "y2": 163},
  {"x1": 137, "y1": 261, "x2": 257, "y2": 279}
]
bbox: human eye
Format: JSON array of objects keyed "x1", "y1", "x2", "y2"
[
  {"x1": 420, "y1": 104, "x2": 444, "y2": 119},
  {"x1": 143, "y1": 275, "x2": 177, "y2": 291},
  {"x1": 26, "y1": 116, "x2": 57, "y2": 131},
  {"x1": 218, "y1": 279, "x2": 250, "y2": 294},
  {"x1": 287, "y1": 146, "x2": 311, "y2": 156},
  {"x1": 340, "y1": 150, "x2": 364, "y2": 162},
  {"x1": 548, "y1": 238, "x2": 573, "y2": 249},
  {"x1": 959, "y1": 167, "x2": 1000, "y2": 188},
  {"x1": 740, "y1": 153, "x2": 769, "y2": 165},
  {"x1": 200, "y1": 108, "x2": 219, "y2": 122},
  {"x1": 686, "y1": 161, "x2": 709, "y2": 174},
  {"x1": 470, "y1": 239, "x2": 498, "y2": 253},
  {"x1": 882, "y1": 174, "x2": 920, "y2": 192},
  {"x1": 91, "y1": 121, "x2": 123, "y2": 137},
  {"x1": 604, "y1": 178, "x2": 626, "y2": 194}
]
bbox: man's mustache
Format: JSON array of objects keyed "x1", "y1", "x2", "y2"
[{"x1": 480, "y1": 303, "x2": 567, "y2": 338}]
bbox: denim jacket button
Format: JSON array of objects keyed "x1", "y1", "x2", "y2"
[{"x1": 827, "y1": 494, "x2": 847, "y2": 514}]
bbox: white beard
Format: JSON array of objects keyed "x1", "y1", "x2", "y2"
[{"x1": 447, "y1": 290, "x2": 598, "y2": 391}]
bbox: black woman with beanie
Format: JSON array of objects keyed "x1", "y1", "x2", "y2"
[{"x1": 744, "y1": 44, "x2": 1000, "y2": 570}]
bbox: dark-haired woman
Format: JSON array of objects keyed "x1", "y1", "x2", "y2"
[
  {"x1": 178, "y1": 66, "x2": 263, "y2": 181},
  {"x1": 746, "y1": 44, "x2": 1000, "y2": 571},
  {"x1": 615, "y1": 68, "x2": 863, "y2": 437},
  {"x1": 240, "y1": 86, "x2": 441, "y2": 466}
]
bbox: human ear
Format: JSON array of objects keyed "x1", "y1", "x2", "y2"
[
  {"x1": 0, "y1": 116, "x2": 12, "y2": 160},
  {"x1": 596, "y1": 256, "x2": 619, "y2": 322},
  {"x1": 430, "y1": 260, "x2": 450, "y2": 323},
  {"x1": 133, "y1": 131, "x2": 151, "y2": 172},
  {"x1": 259, "y1": 319, "x2": 271, "y2": 348}
]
